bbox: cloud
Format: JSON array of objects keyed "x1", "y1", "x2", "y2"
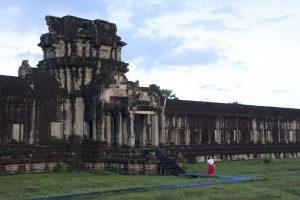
[
  {"x1": 211, "y1": 6, "x2": 243, "y2": 19},
  {"x1": 107, "y1": 7, "x2": 133, "y2": 30},
  {"x1": 0, "y1": 6, "x2": 21, "y2": 30},
  {"x1": 159, "y1": 48, "x2": 220, "y2": 65},
  {"x1": 272, "y1": 90, "x2": 292, "y2": 93},
  {"x1": 0, "y1": 5, "x2": 21, "y2": 16},
  {"x1": 199, "y1": 84, "x2": 228, "y2": 92},
  {"x1": 0, "y1": 31, "x2": 42, "y2": 76},
  {"x1": 101, "y1": 0, "x2": 136, "y2": 30},
  {"x1": 254, "y1": 14, "x2": 293, "y2": 24}
]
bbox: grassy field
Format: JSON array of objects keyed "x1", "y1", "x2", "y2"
[{"x1": 0, "y1": 157, "x2": 299, "y2": 200}]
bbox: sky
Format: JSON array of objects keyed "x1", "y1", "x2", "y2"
[{"x1": 1, "y1": 0, "x2": 300, "y2": 109}]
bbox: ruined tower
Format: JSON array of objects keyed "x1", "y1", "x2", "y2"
[
  {"x1": 37, "y1": 15, "x2": 128, "y2": 94},
  {"x1": 34, "y1": 15, "x2": 163, "y2": 145}
]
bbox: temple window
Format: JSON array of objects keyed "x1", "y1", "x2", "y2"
[
  {"x1": 289, "y1": 130, "x2": 294, "y2": 143},
  {"x1": 266, "y1": 130, "x2": 271, "y2": 142},
  {"x1": 166, "y1": 128, "x2": 172, "y2": 144},
  {"x1": 84, "y1": 121, "x2": 93, "y2": 139},
  {"x1": 100, "y1": 45, "x2": 111, "y2": 59},
  {"x1": 50, "y1": 122, "x2": 62, "y2": 139},
  {"x1": 12, "y1": 124, "x2": 24, "y2": 142},
  {"x1": 179, "y1": 129, "x2": 185, "y2": 144}
]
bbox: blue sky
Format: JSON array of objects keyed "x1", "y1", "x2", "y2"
[{"x1": 1, "y1": 0, "x2": 300, "y2": 108}]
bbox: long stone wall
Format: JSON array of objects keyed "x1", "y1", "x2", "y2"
[
  {"x1": 164, "y1": 144, "x2": 300, "y2": 163},
  {"x1": 0, "y1": 142, "x2": 162, "y2": 175},
  {"x1": 1, "y1": 141, "x2": 300, "y2": 175}
]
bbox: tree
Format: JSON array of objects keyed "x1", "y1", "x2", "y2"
[{"x1": 161, "y1": 89, "x2": 179, "y2": 100}]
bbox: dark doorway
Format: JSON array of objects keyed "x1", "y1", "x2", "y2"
[
  {"x1": 88, "y1": 121, "x2": 93, "y2": 139},
  {"x1": 134, "y1": 114, "x2": 144, "y2": 147},
  {"x1": 202, "y1": 129, "x2": 208, "y2": 144},
  {"x1": 190, "y1": 128, "x2": 197, "y2": 144},
  {"x1": 180, "y1": 129, "x2": 185, "y2": 144},
  {"x1": 111, "y1": 117, "x2": 117, "y2": 146}
]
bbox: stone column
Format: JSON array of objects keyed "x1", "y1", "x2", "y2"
[
  {"x1": 160, "y1": 113, "x2": 166, "y2": 145},
  {"x1": 198, "y1": 129, "x2": 202, "y2": 145},
  {"x1": 122, "y1": 116, "x2": 128, "y2": 145},
  {"x1": 235, "y1": 119, "x2": 239, "y2": 143},
  {"x1": 118, "y1": 112, "x2": 123, "y2": 146},
  {"x1": 142, "y1": 115, "x2": 147, "y2": 146},
  {"x1": 30, "y1": 101, "x2": 36, "y2": 144},
  {"x1": 147, "y1": 115, "x2": 152, "y2": 142},
  {"x1": 129, "y1": 111, "x2": 135, "y2": 147},
  {"x1": 234, "y1": 130, "x2": 237, "y2": 142},
  {"x1": 74, "y1": 98, "x2": 84, "y2": 137},
  {"x1": 215, "y1": 119, "x2": 220, "y2": 144},
  {"x1": 185, "y1": 128, "x2": 190, "y2": 145},
  {"x1": 100, "y1": 112, "x2": 105, "y2": 141},
  {"x1": 106, "y1": 113, "x2": 111, "y2": 146},
  {"x1": 292, "y1": 121, "x2": 296, "y2": 143},
  {"x1": 252, "y1": 119, "x2": 257, "y2": 143},
  {"x1": 277, "y1": 120, "x2": 281, "y2": 143},
  {"x1": 261, "y1": 121, "x2": 265, "y2": 144},
  {"x1": 152, "y1": 114, "x2": 159, "y2": 146}
]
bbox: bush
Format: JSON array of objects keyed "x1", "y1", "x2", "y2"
[
  {"x1": 53, "y1": 164, "x2": 73, "y2": 172},
  {"x1": 263, "y1": 155, "x2": 273, "y2": 164},
  {"x1": 89, "y1": 168, "x2": 112, "y2": 175}
]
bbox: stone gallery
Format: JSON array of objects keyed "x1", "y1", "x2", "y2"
[{"x1": 0, "y1": 16, "x2": 300, "y2": 174}]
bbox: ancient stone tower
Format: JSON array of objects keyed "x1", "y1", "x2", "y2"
[
  {"x1": 27, "y1": 15, "x2": 163, "y2": 146},
  {"x1": 38, "y1": 15, "x2": 127, "y2": 93}
]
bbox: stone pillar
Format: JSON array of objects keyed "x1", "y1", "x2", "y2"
[
  {"x1": 198, "y1": 129, "x2": 202, "y2": 145},
  {"x1": 100, "y1": 112, "x2": 105, "y2": 141},
  {"x1": 148, "y1": 115, "x2": 152, "y2": 142},
  {"x1": 66, "y1": 68, "x2": 71, "y2": 93},
  {"x1": 235, "y1": 119, "x2": 239, "y2": 143},
  {"x1": 237, "y1": 130, "x2": 241, "y2": 144},
  {"x1": 234, "y1": 130, "x2": 237, "y2": 142},
  {"x1": 106, "y1": 113, "x2": 111, "y2": 146},
  {"x1": 278, "y1": 120, "x2": 281, "y2": 143},
  {"x1": 129, "y1": 111, "x2": 135, "y2": 147},
  {"x1": 160, "y1": 113, "x2": 166, "y2": 145},
  {"x1": 122, "y1": 116, "x2": 128, "y2": 145},
  {"x1": 252, "y1": 119, "x2": 257, "y2": 143},
  {"x1": 152, "y1": 114, "x2": 159, "y2": 146},
  {"x1": 215, "y1": 119, "x2": 220, "y2": 144},
  {"x1": 214, "y1": 130, "x2": 218, "y2": 144},
  {"x1": 226, "y1": 129, "x2": 230, "y2": 144},
  {"x1": 74, "y1": 98, "x2": 84, "y2": 137},
  {"x1": 261, "y1": 121, "x2": 265, "y2": 144},
  {"x1": 292, "y1": 121, "x2": 296, "y2": 143},
  {"x1": 185, "y1": 128, "x2": 190, "y2": 145},
  {"x1": 142, "y1": 115, "x2": 147, "y2": 146},
  {"x1": 284, "y1": 122, "x2": 288, "y2": 143},
  {"x1": 118, "y1": 112, "x2": 123, "y2": 146},
  {"x1": 63, "y1": 101, "x2": 71, "y2": 139},
  {"x1": 29, "y1": 101, "x2": 36, "y2": 144}
]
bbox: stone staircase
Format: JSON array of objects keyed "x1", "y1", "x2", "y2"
[{"x1": 154, "y1": 149, "x2": 185, "y2": 176}]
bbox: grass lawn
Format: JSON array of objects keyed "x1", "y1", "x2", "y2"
[{"x1": 0, "y1": 157, "x2": 299, "y2": 200}]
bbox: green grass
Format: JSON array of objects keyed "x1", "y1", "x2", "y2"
[{"x1": 0, "y1": 158, "x2": 299, "y2": 200}]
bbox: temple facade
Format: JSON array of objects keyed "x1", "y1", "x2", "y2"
[{"x1": 1, "y1": 15, "x2": 300, "y2": 148}]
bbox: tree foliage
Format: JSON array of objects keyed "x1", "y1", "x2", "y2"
[{"x1": 161, "y1": 89, "x2": 179, "y2": 100}]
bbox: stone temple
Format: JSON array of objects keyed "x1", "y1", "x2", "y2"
[{"x1": 0, "y1": 16, "x2": 300, "y2": 174}]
